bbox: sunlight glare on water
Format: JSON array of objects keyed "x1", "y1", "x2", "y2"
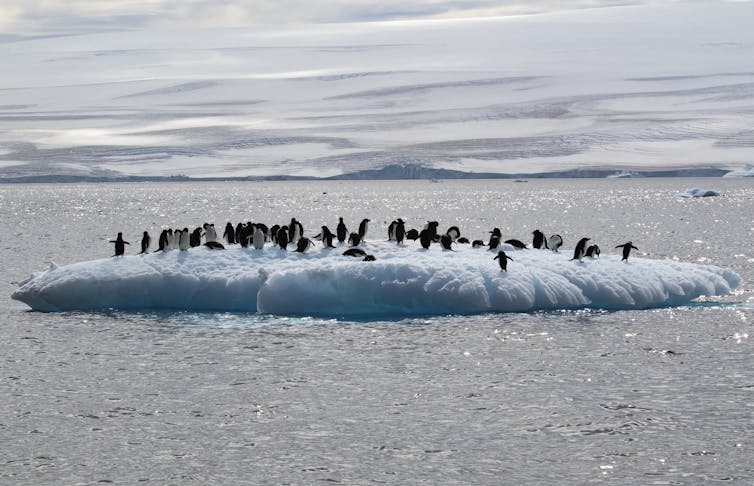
[{"x1": 1, "y1": 178, "x2": 752, "y2": 484}]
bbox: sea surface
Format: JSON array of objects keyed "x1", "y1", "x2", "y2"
[{"x1": 1, "y1": 178, "x2": 752, "y2": 485}]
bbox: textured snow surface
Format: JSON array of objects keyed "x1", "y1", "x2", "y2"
[{"x1": 12, "y1": 242, "x2": 741, "y2": 317}]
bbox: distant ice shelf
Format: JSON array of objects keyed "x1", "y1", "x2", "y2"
[{"x1": 12, "y1": 242, "x2": 741, "y2": 318}]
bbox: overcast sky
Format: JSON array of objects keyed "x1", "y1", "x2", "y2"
[{"x1": 0, "y1": 0, "x2": 711, "y2": 35}]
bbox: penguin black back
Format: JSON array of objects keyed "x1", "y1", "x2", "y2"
[
  {"x1": 494, "y1": 250, "x2": 513, "y2": 272},
  {"x1": 110, "y1": 232, "x2": 130, "y2": 257},
  {"x1": 505, "y1": 239, "x2": 527, "y2": 249},
  {"x1": 343, "y1": 248, "x2": 367, "y2": 257},
  {"x1": 139, "y1": 231, "x2": 150, "y2": 254},
  {"x1": 336, "y1": 217, "x2": 347, "y2": 244},
  {"x1": 532, "y1": 230, "x2": 546, "y2": 249},
  {"x1": 615, "y1": 241, "x2": 638, "y2": 261}
]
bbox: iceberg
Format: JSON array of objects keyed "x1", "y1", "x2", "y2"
[
  {"x1": 723, "y1": 164, "x2": 754, "y2": 178},
  {"x1": 12, "y1": 242, "x2": 741, "y2": 318},
  {"x1": 679, "y1": 187, "x2": 721, "y2": 198}
]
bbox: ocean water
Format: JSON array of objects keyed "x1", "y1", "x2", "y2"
[{"x1": 1, "y1": 178, "x2": 752, "y2": 484}]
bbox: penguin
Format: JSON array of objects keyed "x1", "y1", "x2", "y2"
[
  {"x1": 358, "y1": 218, "x2": 370, "y2": 240},
  {"x1": 139, "y1": 231, "x2": 150, "y2": 254},
  {"x1": 489, "y1": 227, "x2": 502, "y2": 238},
  {"x1": 252, "y1": 227, "x2": 265, "y2": 250},
  {"x1": 110, "y1": 232, "x2": 130, "y2": 257},
  {"x1": 472, "y1": 239, "x2": 485, "y2": 248},
  {"x1": 446, "y1": 226, "x2": 460, "y2": 242},
  {"x1": 505, "y1": 239, "x2": 527, "y2": 249},
  {"x1": 571, "y1": 237, "x2": 590, "y2": 262},
  {"x1": 549, "y1": 234, "x2": 563, "y2": 252},
  {"x1": 204, "y1": 223, "x2": 217, "y2": 243},
  {"x1": 269, "y1": 224, "x2": 280, "y2": 245},
  {"x1": 426, "y1": 221, "x2": 440, "y2": 241},
  {"x1": 586, "y1": 244, "x2": 601, "y2": 258},
  {"x1": 223, "y1": 222, "x2": 236, "y2": 245},
  {"x1": 406, "y1": 229, "x2": 420, "y2": 241},
  {"x1": 179, "y1": 228, "x2": 190, "y2": 251},
  {"x1": 348, "y1": 232, "x2": 361, "y2": 247},
  {"x1": 156, "y1": 229, "x2": 168, "y2": 252},
  {"x1": 167, "y1": 229, "x2": 178, "y2": 250},
  {"x1": 204, "y1": 241, "x2": 225, "y2": 250},
  {"x1": 457, "y1": 237, "x2": 470, "y2": 244},
  {"x1": 256, "y1": 223, "x2": 269, "y2": 241},
  {"x1": 190, "y1": 227, "x2": 202, "y2": 247},
  {"x1": 319, "y1": 226, "x2": 336, "y2": 249},
  {"x1": 615, "y1": 241, "x2": 639, "y2": 261},
  {"x1": 488, "y1": 235, "x2": 500, "y2": 251},
  {"x1": 387, "y1": 220, "x2": 398, "y2": 241},
  {"x1": 295, "y1": 237, "x2": 314, "y2": 253},
  {"x1": 363, "y1": 254, "x2": 376, "y2": 261},
  {"x1": 532, "y1": 230, "x2": 547, "y2": 249},
  {"x1": 494, "y1": 250, "x2": 513, "y2": 272},
  {"x1": 395, "y1": 219, "x2": 406, "y2": 245},
  {"x1": 336, "y1": 217, "x2": 347, "y2": 244},
  {"x1": 440, "y1": 234, "x2": 454, "y2": 251},
  {"x1": 419, "y1": 229, "x2": 432, "y2": 249},
  {"x1": 288, "y1": 218, "x2": 302, "y2": 243},
  {"x1": 343, "y1": 248, "x2": 367, "y2": 257},
  {"x1": 277, "y1": 226, "x2": 289, "y2": 250},
  {"x1": 236, "y1": 224, "x2": 248, "y2": 248}
]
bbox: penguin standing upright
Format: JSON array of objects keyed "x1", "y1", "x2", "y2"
[
  {"x1": 179, "y1": 228, "x2": 190, "y2": 251},
  {"x1": 156, "y1": 229, "x2": 168, "y2": 252},
  {"x1": 494, "y1": 251, "x2": 513, "y2": 272},
  {"x1": 419, "y1": 229, "x2": 432, "y2": 249},
  {"x1": 395, "y1": 219, "x2": 406, "y2": 245},
  {"x1": 571, "y1": 237, "x2": 590, "y2": 262},
  {"x1": 224, "y1": 222, "x2": 236, "y2": 244},
  {"x1": 277, "y1": 226, "x2": 289, "y2": 250},
  {"x1": 336, "y1": 217, "x2": 347, "y2": 245},
  {"x1": 204, "y1": 223, "x2": 217, "y2": 243},
  {"x1": 252, "y1": 227, "x2": 265, "y2": 250},
  {"x1": 348, "y1": 232, "x2": 361, "y2": 247},
  {"x1": 549, "y1": 234, "x2": 563, "y2": 252},
  {"x1": 319, "y1": 226, "x2": 336, "y2": 248},
  {"x1": 446, "y1": 226, "x2": 460, "y2": 242},
  {"x1": 532, "y1": 230, "x2": 547, "y2": 249},
  {"x1": 288, "y1": 218, "x2": 303, "y2": 243},
  {"x1": 387, "y1": 220, "x2": 398, "y2": 241},
  {"x1": 488, "y1": 235, "x2": 500, "y2": 251},
  {"x1": 358, "y1": 218, "x2": 370, "y2": 241},
  {"x1": 139, "y1": 231, "x2": 151, "y2": 254},
  {"x1": 615, "y1": 241, "x2": 639, "y2": 261},
  {"x1": 110, "y1": 232, "x2": 130, "y2": 257},
  {"x1": 440, "y1": 234, "x2": 453, "y2": 251},
  {"x1": 235, "y1": 222, "x2": 245, "y2": 245}
]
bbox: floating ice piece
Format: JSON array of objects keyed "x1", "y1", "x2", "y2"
[
  {"x1": 679, "y1": 187, "x2": 721, "y2": 198},
  {"x1": 12, "y1": 242, "x2": 741, "y2": 318}
]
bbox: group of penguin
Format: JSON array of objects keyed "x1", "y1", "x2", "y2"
[{"x1": 110, "y1": 217, "x2": 640, "y2": 272}]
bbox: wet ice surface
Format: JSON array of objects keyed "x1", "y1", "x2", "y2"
[{"x1": 1, "y1": 179, "x2": 753, "y2": 484}]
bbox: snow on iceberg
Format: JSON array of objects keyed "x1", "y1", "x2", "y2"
[
  {"x1": 679, "y1": 187, "x2": 721, "y2": 198},
  {"x1": 12, "y1": 242, "x2": 741, "y2": 318}
]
